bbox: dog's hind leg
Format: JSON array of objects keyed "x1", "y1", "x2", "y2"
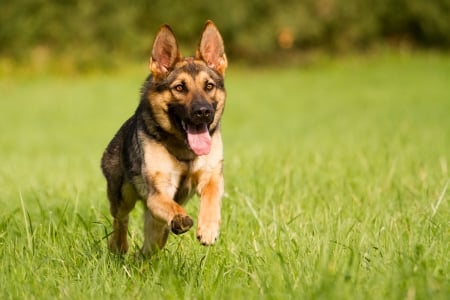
[
  {"x1": 141, "y1": 209, "x2": 170, "y2": 256},
  {"x1": 108, "y1": 182, "x2": 137, "y2": 254}
]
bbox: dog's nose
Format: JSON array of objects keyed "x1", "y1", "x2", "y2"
[
  {"x1": 195, "y1": 107, "x2": 211, "y2": 119},
  {"x1": 191, "y1": 102, "x2": 214, "y2": 124}
]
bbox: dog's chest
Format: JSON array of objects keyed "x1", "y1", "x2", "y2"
[
  {"x1": 139, "y1": 137, "x2": 202, "y2": 199},
  {"x1": 174, "y1": 169, "x2": 198, "y2": 204}
]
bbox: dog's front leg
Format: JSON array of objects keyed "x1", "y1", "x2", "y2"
[
  {"x1": 146, "y1": 192, "x2": 194, "y2": 234},
  {"x1": 196, "y1": 169, "x2": 224, "y2": 245}
]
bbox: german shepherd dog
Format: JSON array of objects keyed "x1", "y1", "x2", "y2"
[{"x1": 101, "y1": 20, "x2": 227, "y2": 256}]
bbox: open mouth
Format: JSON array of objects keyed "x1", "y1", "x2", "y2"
[{"x1": 181, "y1": 121, "x2": 211, "y2": 156}]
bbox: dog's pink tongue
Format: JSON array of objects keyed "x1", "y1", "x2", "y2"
[{"x1": 187, "y1": 124, "x2": 211, "y2": 156}]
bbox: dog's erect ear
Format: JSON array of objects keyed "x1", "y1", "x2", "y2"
[
  {"x1": 196, "y1": 20, "x2": 228, "y2": 75},
  {"x1": 150, "y1": 25, "x2": 181, "y2": 77}
]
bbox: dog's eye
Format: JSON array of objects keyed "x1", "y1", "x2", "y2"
[
  {"x1": 205, "y1": 82, "x2": 215, "y2": 91},
  {"x1": 173, "y1": 84, "x2": 185, "y2": 93}
]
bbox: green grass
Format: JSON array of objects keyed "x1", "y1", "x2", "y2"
[{"x1": 1, "y1": 52, "x2": 449, "y2": 299}]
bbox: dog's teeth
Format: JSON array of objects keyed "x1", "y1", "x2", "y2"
[{"x1": 181, "y1": 121, "x2": 187, "y2": 130}]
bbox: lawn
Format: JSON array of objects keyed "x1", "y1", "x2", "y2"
[{"x1": 0, "y1": 52, "x2": 449, "y2": 299}]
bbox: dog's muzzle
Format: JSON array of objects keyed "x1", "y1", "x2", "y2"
[{"x1": 182, "y1": 101, "x2": 215, "y2": 156}]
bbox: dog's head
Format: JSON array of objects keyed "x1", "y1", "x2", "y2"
[{"x1": 146, "y1": 20, "x2": 227, "y2": 156}]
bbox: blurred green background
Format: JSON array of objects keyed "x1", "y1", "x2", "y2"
[{"x1": 1, "y1": 0, "x2": 449, "y2": 72}]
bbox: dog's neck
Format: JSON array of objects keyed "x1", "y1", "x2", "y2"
[{"x1": 137, "y1": 110, "x2": 196, "y2": 162}]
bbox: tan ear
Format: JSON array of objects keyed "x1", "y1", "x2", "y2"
[
  {"x1": 196, "y1": 20, "x2": 228, "y2": 75},
  {"x1": 149, "y1": 25, "x2": 182, "y2": 77}
]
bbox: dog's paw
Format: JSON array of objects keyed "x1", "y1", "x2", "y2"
[
  {"x1": 108, "y1": 236, "x2": 129, "y2": 254},
  {"x1": 196, "y1": 222, "x2": 220, "y2": 246},
  {"x1": 171, "y1": 214, "x2": 193, "y2": 234}
]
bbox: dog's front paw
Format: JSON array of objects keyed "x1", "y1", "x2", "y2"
[
  {"x1": 196, "y1": 222, "x2": 220, "y2": 246},
  {"x1": 171, "y1": 214, "x2": 193, "y2": 234}
]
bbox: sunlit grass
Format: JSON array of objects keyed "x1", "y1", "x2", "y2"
[{"x1": 0, "y1": 52, "x2": 449, "y2": 299}]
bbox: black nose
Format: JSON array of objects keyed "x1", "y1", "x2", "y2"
[
  {"x1": 195, "y1": 107, "x2": 212, "y2": 119},
  {"x1": 191, "y1": 102, "x2": 214, "y2": 124}
]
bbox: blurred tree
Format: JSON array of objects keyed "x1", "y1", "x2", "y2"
[{"x1": 0, "y1": 0, "x2": 449, "y2": 69}]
